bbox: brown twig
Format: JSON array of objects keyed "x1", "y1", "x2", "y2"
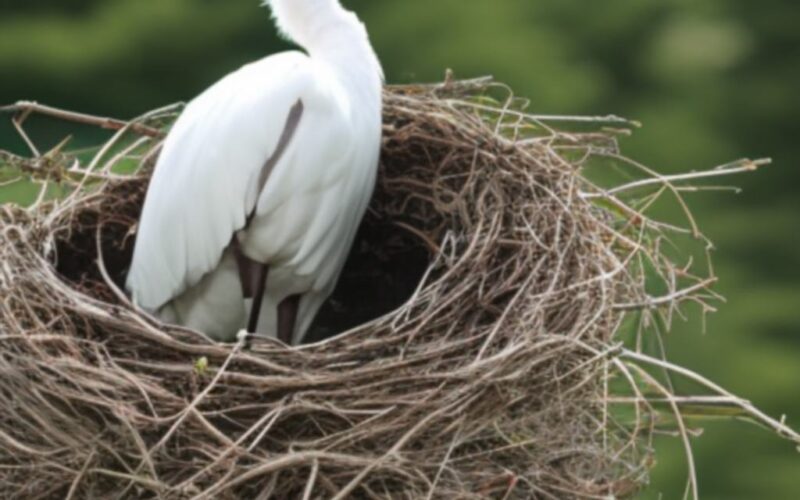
[{"x1": 2, "y1": 101, "x2": 164, "y2": 138}]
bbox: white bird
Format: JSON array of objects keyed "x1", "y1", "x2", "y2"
[{"x1": 126, "y1": 0, "x2": 383, "y2": 345}]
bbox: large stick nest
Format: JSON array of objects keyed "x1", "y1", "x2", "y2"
[{"x1": 1, "y1": 79, "x2": 792, "y2": 498}]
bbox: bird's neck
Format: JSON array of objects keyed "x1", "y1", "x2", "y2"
[
  {"x1": 309, "y1": 29, "x2": 384, "y2": 104},
  {"x1": 271, "y1": 1, "x2": 383, "y2": 101}
]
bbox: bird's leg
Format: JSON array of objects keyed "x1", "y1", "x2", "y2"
[
  {"x1": 277, "y1": 294, "x2": 301, "y2": 345},
  {"x1": 231, "y1": 237, "x2": 270, "y2": 345},
  {"x1": 247, "y1": 263, "x2": 269, "y2": 335}
]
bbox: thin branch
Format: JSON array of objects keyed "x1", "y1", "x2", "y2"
[
  {"x1": 2, "y1": 101, "x2": 164, "y2": 138},
  {"x1": 623, "y1": 350, "x2": 800, "y2": 444},
  {"x1": 583, "y1": 158, "x2": 770, "y2": 199}
]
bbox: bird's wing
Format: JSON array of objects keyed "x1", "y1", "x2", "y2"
[{"x1": 126, "y1": 51, "x2": 326, "y2": 310}]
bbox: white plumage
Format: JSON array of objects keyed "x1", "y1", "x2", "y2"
[{"x1": 126, "y1": 0, "x2": 383, "y2": 344}]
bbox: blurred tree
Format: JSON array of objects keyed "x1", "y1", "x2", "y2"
[{"x1": 1, "y1": 1, "x2": 798, "y2": 497}]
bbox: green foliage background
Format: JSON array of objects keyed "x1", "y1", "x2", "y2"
[{"x1": 1, "y1": 1, "x2": 797, "y2": 497}]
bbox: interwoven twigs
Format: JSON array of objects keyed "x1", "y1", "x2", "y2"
[{"x1": 1, "y1": 79, "x2": 794, "y2": 499}]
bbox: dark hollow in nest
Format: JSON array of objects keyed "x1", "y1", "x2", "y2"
[{"x1": 0, "y1": 79, "x2": 706, "y2": 498}]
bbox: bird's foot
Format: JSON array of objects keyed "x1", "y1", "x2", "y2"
[
  {"x1": 235, "y1": 329, "x2": 253, "y2": 350},
  {"x1": 237, "y1": 330, "x2": 284, "y2": 350}
]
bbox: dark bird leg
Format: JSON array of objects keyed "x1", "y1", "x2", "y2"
[
  {"x1": 277, "y1": 294, "x2": 301, "y2": 345},
  {"x1": 231, "y1": 237, "x2": 269, "y2": 348},
  {"x1": 247, "y1": 263, "x2": 269, "y2": 335}
]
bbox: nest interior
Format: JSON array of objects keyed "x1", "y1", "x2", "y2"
[{"x1": 0, "y1": 80, "x2": 668, "y2": 499}]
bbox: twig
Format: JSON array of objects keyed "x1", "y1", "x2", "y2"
[
  {"x1": 65, "y1": 449, "x2": 96, "y2": 500},
  {"x1": 626, "y1": 363, "x2": 699, "y2": 500},
  {"x1": 2, "y1": 101, "x2": 164, "y2": 138},
  {"x1": 614, "y1": 278, "x2": 718, "y2": 311},
  {"x1": 623, "y1": 350, "x2": 800, "y2": 444},
  {"x1": 302, "y1": 459, "x2": 320, "y2": 500},
  {"x1": 583, "y1": 158, "x2": 770, "y2": 199}
]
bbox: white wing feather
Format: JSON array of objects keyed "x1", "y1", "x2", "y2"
[{"x1": 126, "y1": 51, "x2": 327, "y2": 311}]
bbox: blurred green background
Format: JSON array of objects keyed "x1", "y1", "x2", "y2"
[{"x1": 0, "y1": 0, "x2": 797, "y2": 497}]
